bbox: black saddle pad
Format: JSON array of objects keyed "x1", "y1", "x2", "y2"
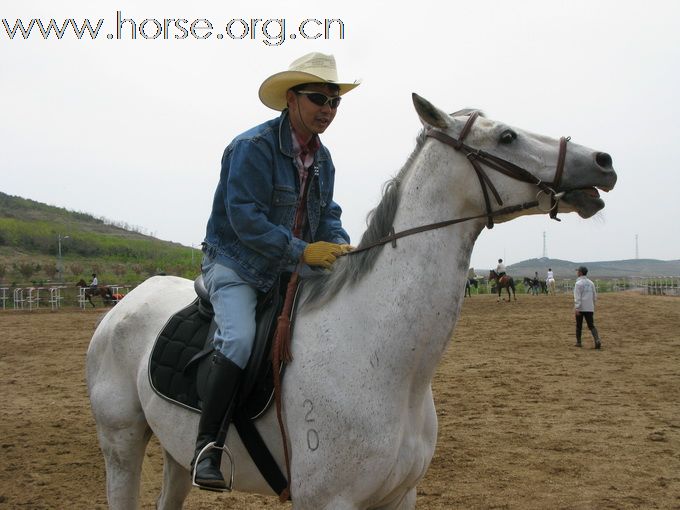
[
  {"x1": 148, "y1": 278, "x2": 287, "y2": 420},
  {"x1": 148, "y1": 298, "x2": 209, "y2": 412}
]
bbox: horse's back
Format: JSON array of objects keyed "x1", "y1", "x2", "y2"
[{"x1": 87, "y1": 276, "x2": 196, "y2": 421}]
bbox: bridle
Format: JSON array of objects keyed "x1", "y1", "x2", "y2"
[
  {"x1": 427, "y1": 111, "x2": 569, "y2": 227},
  {"x1": 347, "y1": 112, "x2": 570, "y2": 256}
]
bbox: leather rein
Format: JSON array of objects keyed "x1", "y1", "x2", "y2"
[{"x1": 348, "y1": 112, "x2": 570, "y2": 256}]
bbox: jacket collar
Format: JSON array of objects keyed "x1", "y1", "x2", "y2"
[{"x1": 278, "y1": 110, "x2": 295, "y2": 158}]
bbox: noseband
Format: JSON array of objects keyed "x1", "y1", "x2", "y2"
[{"x1": 347, "y1": 112, "x2": 570, "y2": 256}]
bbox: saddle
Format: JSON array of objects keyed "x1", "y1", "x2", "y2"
[{"x1": 148, "y1": 274, "x2": 299, "y2": 495}]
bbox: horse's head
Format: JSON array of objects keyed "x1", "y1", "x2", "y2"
[
  {"x1": 76, "y1": 279, "x2": 86, "y2": 287},
  {"x1": 412, "y1": 94, "x2": 617, "y2": 221},
  {"x1": 489, "y1": 270, "x2": 497, "y2": 280}
]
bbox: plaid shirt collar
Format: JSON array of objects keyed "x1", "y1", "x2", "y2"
[{"x1": 290, "y1": 123, "x2": 320, "y2": 176}]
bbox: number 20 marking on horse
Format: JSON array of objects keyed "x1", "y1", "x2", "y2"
[{"x1": 303, "y1": 399, "x2": 319, "y2": 451}]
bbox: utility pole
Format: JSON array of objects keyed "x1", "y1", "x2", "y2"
[
  {"x1": 542, "y1": 231, "x2": 547, "y2": 258},
  {"x1": 635, "y1": 234, "x2": 639, "y2": 259},
  {"x1": 57, "y1": 234, "x2": 70, "y2": 282}
]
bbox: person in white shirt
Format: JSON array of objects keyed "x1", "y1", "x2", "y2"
[
  {"x1": 546, "y1": 268, "x2": 556, "y2": 294},
  {"x1": 573, "y1": 266, "x2": 601, "y2": 349},
  {"x1": 90, "y1": 273, "x2": 98, "y2": 291},
  {"x1": 496, "y1": 259, "x2": 506, "y2": 277}
]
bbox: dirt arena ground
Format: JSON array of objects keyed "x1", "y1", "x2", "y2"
[{"x1": 1, "y1": 292, "x2": 678, "y2": 509}]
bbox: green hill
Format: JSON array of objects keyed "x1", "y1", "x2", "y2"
[
  {"x1": 0, "y1": 191, "x2": 200, "y2": 286},
  {"x1": 505, "y1": 257, "x2": 680, "y2": 279}
]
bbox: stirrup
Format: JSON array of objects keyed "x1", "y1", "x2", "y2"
[{"x1": 192, "y1": 441, "x2": 235, "y2": 492}]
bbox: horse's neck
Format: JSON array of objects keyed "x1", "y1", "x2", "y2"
[{"x1": 359, "y1": 148, "x2": 484, "y2": 375}]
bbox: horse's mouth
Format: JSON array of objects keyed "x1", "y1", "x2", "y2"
[
  {"x1": 561, "y1": 186, "x2": 610, "y2": 218},
  {"x1": 582, "y1": 187, "x2": 601, "y2": 198}
]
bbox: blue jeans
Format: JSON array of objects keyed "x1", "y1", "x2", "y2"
[{"x1": 201, "y1": 256, "x2": 258, "y2": 369}]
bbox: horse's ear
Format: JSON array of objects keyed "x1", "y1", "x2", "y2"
[{"x1": 412, "y1": 93, "x2": 449, "y2": 129}]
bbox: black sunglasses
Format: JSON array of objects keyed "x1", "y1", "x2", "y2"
[{"x1": 295, "y1": 90, "x2": 342, "y2": 109}]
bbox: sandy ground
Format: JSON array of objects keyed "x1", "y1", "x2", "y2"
[{"x1": 0, "y1": 292, "x2": 678, "y2": 509}]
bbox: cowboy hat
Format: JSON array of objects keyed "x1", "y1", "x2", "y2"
[{"x1": 258, "y1": 52, "x2": 360, "y2": 111}]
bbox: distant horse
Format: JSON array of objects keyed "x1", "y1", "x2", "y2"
[
  {"x1": 546, "y1": 277, "x2": 556, "y2": 295},
  {"x1": 464, "y1": 277, "x2": 478, "y2": 297},
  {"x1": 76, "y1": 279, "x2": 113, "y2": 307},
  {"x1": 523, "y1": 277, "x2": 547, "y2": 295},
  {"x1": 523, "y1": 276, "x2": 538, "y2": 294},
  {"x1": 490, "y1": 270, "x2": 516, "y2": 301}
]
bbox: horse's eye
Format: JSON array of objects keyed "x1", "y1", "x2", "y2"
[{"x1": 499, "y1": 130, "x2": 517, "y2": 144}]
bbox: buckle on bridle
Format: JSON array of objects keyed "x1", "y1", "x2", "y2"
[{"x1": 536, "y1": 188, "x2": 564, "y2": 215}]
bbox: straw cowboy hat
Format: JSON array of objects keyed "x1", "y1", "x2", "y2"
[{"x1": 258, "y1": 52, "x2": 361, "y2": 111}]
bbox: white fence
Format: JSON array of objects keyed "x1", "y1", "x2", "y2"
[
  {"x1": 1, "y1": 285, "x2": 131, "y2": 311},
  {"x1": 470, "y1": 276, "x2": 680, "y2": 296},
  {"x1": 626, "y1": 277, "x2": 680, "y2": 296},
  {"x1": 1, "y1": 286, "x2": 68, "y2": 311}
]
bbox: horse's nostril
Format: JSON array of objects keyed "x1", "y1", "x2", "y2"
[{"x1": 595, "y1": 152, "x2": 613, "y2": 168}]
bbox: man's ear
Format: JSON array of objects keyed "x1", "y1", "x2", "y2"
[{"x1": 286, "y1": 89, "x2": 297, "y2": 109}]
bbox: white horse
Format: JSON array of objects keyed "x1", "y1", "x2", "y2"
[
  {"x1": 547, "y1": 277, "x2": 557, "y2": 295},
  {"x1": 86, "y1": 94, "x2": 617, "y2": 509}
]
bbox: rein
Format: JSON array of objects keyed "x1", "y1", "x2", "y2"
[
  {"x1": 347, "y1": 112, "x2": 570, "y2": 256},
  {"x1": 271, "y1": 162, "x2": 318, "y2": 501}
]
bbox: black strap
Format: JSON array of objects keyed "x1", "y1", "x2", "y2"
[{"x1": 234, "y1": 414, "x2": 290, "y2": 498}]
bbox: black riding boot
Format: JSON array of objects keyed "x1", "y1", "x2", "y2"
[
  {"x1": 575, "y1": 325, "x2": 582, "y2": 347},
  {"x1": 591, "y1": 327, "x2": 601, "y2": 350},
  {"x1": 192, "y1": 352, "x2": 242, "y2": 490}
]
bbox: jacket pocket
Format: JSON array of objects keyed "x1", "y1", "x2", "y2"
[{"x1": 271, "y1": 185, "x2": 298, "y2": 226}]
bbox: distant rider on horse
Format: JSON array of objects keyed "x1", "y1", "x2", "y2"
[{"x1": 496, "y1": 259, "x2": 507, "y2": 280}]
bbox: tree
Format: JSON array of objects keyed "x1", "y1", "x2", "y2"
[
  {"x1": 44, "y1": 263, "x2": 59, "y2": 281},
  {"x1": 17, "y1": 262, "x2": 37, "y2": 281},
  {"x1": 69, "y1": 263, "x2": 84, "y2": 278},
  {"x1": 112, "y1": 264, "x2": 127, "y2": 278}
]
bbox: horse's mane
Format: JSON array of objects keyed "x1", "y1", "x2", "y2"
[
  {"x1": 301, "y1": 109, "x2": 484, "y2": 309},
  {"x1": 301, "y1": 128, "x2": 430, "y2": 309}
]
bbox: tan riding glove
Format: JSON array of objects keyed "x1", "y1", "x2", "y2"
[{"x1": 302, "y1": 241, "x2": 349, "y2": 269}]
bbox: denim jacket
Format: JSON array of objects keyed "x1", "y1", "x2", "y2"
[{"x1": 203, "y1": 110, "x2": 350, "y2": 292}]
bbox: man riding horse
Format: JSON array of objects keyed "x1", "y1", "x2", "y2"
[
  {"x1": 490, "y1": 259, "x2": 516, "y2": 301},
  {"x1": 496, "y1": 258, "x2": 509, "y2": 286},
  {"x1": 192, "y1": 52, "x2": 359, "y2": 490}
]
